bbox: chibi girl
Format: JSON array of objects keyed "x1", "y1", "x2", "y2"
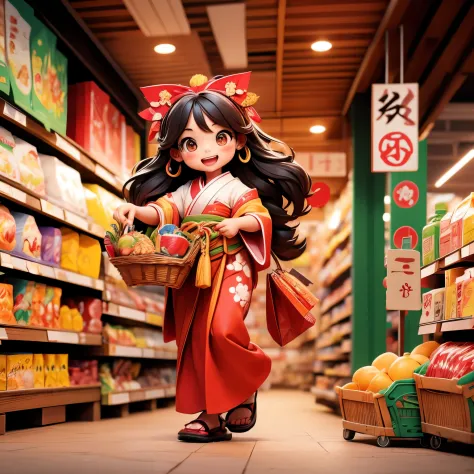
[{"x1": 114, "y1": 72, "x2": 312, "y2": 443}]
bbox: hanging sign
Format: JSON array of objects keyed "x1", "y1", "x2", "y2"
[
  {"x1": 393, "y1": 180, "x2": 419, "y2": 208},
  {"x1": 372, "y1": 83, "x2": 418, "y2": 172},
  {"x1": 386, "y1": 248, "x2": 421, "y2": 311},
  {"x1": 393, "y1": 226, "x2": 418, "y2": 249},
  {"x1": 296, "y1": 152, "x2": 347, "y2": 177}
]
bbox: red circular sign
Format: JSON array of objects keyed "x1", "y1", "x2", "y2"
[
  {"x1": 307, "y1": 181, "x2": 330, "y2": 208},
  {"x1": 379, "y1": 131, "x2": 413, "y2": 167},
  {"x1": 393, "y1": 226, "x2": 418, "y2": 249},
  {"x1": 393, "y1": 180, "x2": 419, "y2": 208}
]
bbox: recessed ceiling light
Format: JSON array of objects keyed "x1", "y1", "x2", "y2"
[
  {"x1": 383, "y1": 212, "x2": 391, "y2": 222},
  {"x1": 154, "y1": 43, "x2": 176, "y2": 54},
  {"x1": 311, "y1": 41, "x2": 332, "y2": 52},
  {"x1": 309, "y1": 125, "x2": 326, "y2": 134},
  {"x1": 384, "y1": 195, "x2": 391, "y2": 205}
]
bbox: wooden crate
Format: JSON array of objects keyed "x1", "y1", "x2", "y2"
[{"x1": 414, "y1": 373, "x2": 474, "y2": 445}]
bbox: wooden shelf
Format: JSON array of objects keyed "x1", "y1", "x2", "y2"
[
  {"x1": 311, "y1": 386, "x2": 338, "y2": 402},
  {"x1": 418, "y1": 322, "x2": 441, "y2": 335},
  {"x1": 441, "y1": 318, "x2": 474, "y2": 332},
  {"x1": 0, "y1": 325, "x2": 102, "y2": 345},
  {"x1": 0, "y1": 252, "x2": 104, "y2": 291},
  {"x1": 0, "y1": 98, "x2": 126, "y2": 196},
  {"x1": 102, "y1": 302, "x2": 163, "y2": 327},
  {"x1": 101, "y1": 385, "x2": 177, "y2": 406},
  {"x1": 323, "y1": 226, "x2": 351, "y2": 264},
  {"x1": 0, "y1": 384, "x2": 101, "y2": 413},
  {"x1": 421, "y1": 243, "x2": 474, "y2": 280},
  {"x1": 324, "y1": 369, "x2": 351, "y2": 378},
  {"x1": 320, "y1": 285, "x2": 352, "y2": 315},
  {"x1": 98, "y1": 344, "x2": 177, "y2": 360},
  {"x1": 326, "y1": 261, "x2": 352, "y2": 286},
  {"x1": 319, "y1": 308, "x2": 352, "y2": 333}
]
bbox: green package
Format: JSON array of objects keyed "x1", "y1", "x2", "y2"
[
  {"x1": 49, "y1": 48, "x2": 67, "y2": 135},
  {"x1": 5, "y1": 0, "x2": 34, "y2": 114},
  {"x1": 30, "y1": 17, "x2": 57, "y2": 130},
  {"x1": 0, "y1": 0, "x2": 10, "y2": 95}
]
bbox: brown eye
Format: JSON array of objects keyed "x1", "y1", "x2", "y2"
[
  {"x1": 216, "y1": 131, "x2": 231, "y2": 146},
  {"x1": 182, "y1": 138, "x2": 197, "y2": 152}
]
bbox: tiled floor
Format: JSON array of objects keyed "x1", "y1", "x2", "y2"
[{"x1": 0, "y1": 389, "x2": 472, "y2": 474}]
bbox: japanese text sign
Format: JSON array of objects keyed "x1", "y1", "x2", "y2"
[
  {"x1": 296, "y1": 152, "x2": 347, "y2": 177},
  {"x1": 386, "y1": 248, "x2": 421, "y2": 311},
  {"x1": 372, "y1": 83, "x2": 419, "y2": 173}
]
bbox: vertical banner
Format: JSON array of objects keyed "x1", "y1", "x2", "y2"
[{"x1": 372, "y1": 83, "x2": 419, "y2": 172}]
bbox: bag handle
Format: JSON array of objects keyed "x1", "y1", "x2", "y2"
[{"x1": 271, "y1": 250, "x2": 283, "y2": 272}]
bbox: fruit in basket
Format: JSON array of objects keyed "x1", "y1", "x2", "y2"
[
  {"x1": 352, "y1": 366, "x2": 379, "y2": 390},
  {"x1": 411, "y1": 341, "x2": 439, "y2": 358},
  {"x1": 410, "y1": 354, "x2": 429, "y2": 365},
  {"x1": 388, "y1": 354, "x2": 420, "y2": 381},
  {"x1": 117, "y1": 232, "x2": 154, "y2": 256},
  {"x1": 366, "y1": 369, "x2": 393, "y2": 393},
  {"x1": 160, "y1": 233, "x2": 190, "y2": 257},
  {"x1": 372, "y1": 352, "x2": 398, "y2": 371},
  {"x1": 341, "y1": 382, "x2": 359, "y2": 390}
]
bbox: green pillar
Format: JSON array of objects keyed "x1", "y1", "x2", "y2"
[
  {"x1": 389, "y1": 139, "x2": 428, "y2": 350},
  {"x1": 351, "y1": 93, "x2": 387, "y2": 372}
]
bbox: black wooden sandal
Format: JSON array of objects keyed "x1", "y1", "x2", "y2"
[
  {"x1": 225, "y1": 392, "x2": 258, "y2": 433},
  {"x1": 178, "y1": 415, "x2": 232, "y2": 443}
]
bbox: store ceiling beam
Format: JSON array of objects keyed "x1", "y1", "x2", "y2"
[
  {"x1": 275, "y1": 0, "x2": 286, "y2": 113},
  {"x1": 341, "y1": 0, "x2": 411, "y2": 116}
]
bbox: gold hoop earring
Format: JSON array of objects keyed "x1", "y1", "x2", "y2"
[
  {"x1": 239, "y1": 146, "x2": 251, "y2": 163},
  {"x1": 166, "y1": 160, "x2": 182, "y2": 178}
]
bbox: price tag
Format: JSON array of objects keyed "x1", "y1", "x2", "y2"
[
  {"x1": 41, "y1": 199, "x2": 64, "y2": 220},
  {"x1": 94, "y1": 279, "x2": 105, "y2": 291},
  {"x1": 113, "y1": 345, "x2": 142, "y2": 357},
  {"x1": 165, "y1": 386, "x2": 176, "y2": 397},
  {"x1": 118, "y1": 306, "x2": 146, "y2": 322},
  {"x1": 38, "y1": 264, "x2": 55, "y2": 279},
  {"x1": 110, "y1": 392, "x2": 130, "y2": 405},
  {"x1": 89, "y1": 223, "x2": 105, "y2": 238},
  {"x1": 145, "y1": 388, "x2": 165, "y2": 399},
  {"x1": 11, "y1": 256, "x2": 28, "y2": 272},
  {"x1": 64, "y1": 210, "x2": 89, "y2": 230},
  {"x1": 55, "y1": 133, "x2": 81, "y2": 161},
  {"x1": 3, "y1": 102, "x2": 27, "y2": 126},
  {"x1": 0, "y1": 328, "x2": 7, "y2": 339},
  {"x1": 0, "y1": 181, "x2": 11, "y2": 196},
  {"x1": 0, "y1": 252, "x2": 13, "y2": 268},
  {"x1": 54, "y1": 268, "x2": 69, "y2": 282},
  {"x1": 142, "y1": 348, "x2": 155, "y2": 358},
  {"x1": 26, "y1": 261, "x2": 40, "y2": 275},
  {"x1": 96, "y1": 165, "x2": 116, "y2": 186},
  {"x1": 47, "y1": 330, "x2": 79, "y2": 344},
  {"x1": 146, "y1": 313, "x2": 163, "y2": 327},
  {"x1": 67, "y1": 272, "x2": 92, "y2": 288},
  {"x1": 10, "y1": 188, "x2": 27, "y2": 203}
]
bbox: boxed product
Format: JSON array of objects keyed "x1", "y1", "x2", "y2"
[
  {"x1": 10, "y1": 212, "x2": 42, "y2": 260},
  {"x1": 450, "y1": 194, "x2": 474, "y2": 251},
  {"x1": 42, "y1": 286, "x2": 61, "y2": 328},
  {"x1": 83, "y1": 184, "x2": 124, "y2": 230},
  {"x1": 56, "y1": 354, "x2": 69, "y2": 387},
  {"x1": 11, "y1": 278, "x2": 35, "y2": 325},
  {"x1": 60, "y1": 227, "x2": 79, "y2": 272},
  {"x1": 0, "y1": 0, "x2": 10, "y2": 95},
  {"x1": 103, "y1": 324, "x2": 136, "y2": 346},
  {"x1": 31, "y1": 282, "x2": 45, "y2": 327},
  {"x1": 50, "y1": 49, "x2": 67, "y2": 135},
  {"x1": 122, "y1": 124, "x2": 138, "y2": 177},
  {"x1": 106, "y1": 103, "x2": 123, "y2": 175},
  {"x1": 69, "y1": 307, "x2": 84, "y2": 332},
  {"x1": 77, "y1": 234, "x2": 101, "y2": 278},
  {"x1": 0, "y1": 126, "x2": 18, "y2": 180},
  {"x1": 459, "y1": 268, "x2": 474, "y2": 318},
  {"x1": 39, "y1": 227, "x2": 61, "y2": 266},
  {"x1": 0, "y1": 283, "x2": 15, "y2": 324},
  {"x1": 439, "y1": 211, "x2": 453, "y2": 258},
  {"x1": 444, "y1": 268, "x2": 466, "y2": 320},
  {"x1": 69, "y1": 360, "x2": 98, "y2": 386},
  {"x1": 33, "y1": 353, "x2": 44, "y2": 388},
  {"x1": 5, "y1": 0, "x2": 34, "y2": 114},
  {"x1": 420, "y1": 288, "x2": 445, "y2": 325},
  {"x1": 44, "y1": 353, "x2": 57, "y2": 388},
  {"x1": 68, "y1": 81, "x2": 109, "y2": 159},
  {"x1": 0, "y1": 354, "x2": 6, "y2": 390},
  {"x1": 66, "y1": 297, "x2": 102, "y2": 334},
  {"x1": 7, "y1": 353, "x2": 33, "y2": 390},
  {"x1": 0, "y1": 204, "x2": 16, "y2": 251},
  {"x1": 39, "y1": 154, "x2": 87, "y2": 215},
  {"x1": 12, "y1": 137, "x2": 45, "y2": 195}
]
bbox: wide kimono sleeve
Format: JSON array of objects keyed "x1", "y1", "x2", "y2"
[
  {"x1": 145, "y1": 181, "x2": 192, "y2": 227},
  {"x1": 231, "y1": 187, "x2": 272, "y2": 272}
]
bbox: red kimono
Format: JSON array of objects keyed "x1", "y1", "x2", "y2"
[{"x1": 147, "y1": 172, "x2": 272, "y2": 414}]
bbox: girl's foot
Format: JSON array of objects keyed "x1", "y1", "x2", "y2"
[
  {"x1": 225, "y1": 392, "x2": 258, "y2": 433},
  {"x1": 186, "y1": 412, "x2": 221, "y2": 432},
  {"x1": 178, "y1": 412, "x2": 232, "y2": 443}
]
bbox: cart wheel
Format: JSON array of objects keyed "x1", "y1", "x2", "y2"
[
  {"x1": 420, "y1": 435, "x2": 430, "y2": 448},
  {"x1": 429, "y1": 436, "x2": 443, "y2": 450},
  {"x1": 376, "y1": 436, "x2": 391, "y2": 448},
  {"x1": 343, "y1": 429, "x2": 355, "y2": 441}
]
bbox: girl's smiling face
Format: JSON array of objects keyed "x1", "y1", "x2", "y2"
[{"x1": 170, "y1": 112, "x2": 246, "y2": 173}]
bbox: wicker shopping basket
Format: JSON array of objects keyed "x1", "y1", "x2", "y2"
[{"x1": 110, "y1": 238, "x2": 201, "y2": 289}]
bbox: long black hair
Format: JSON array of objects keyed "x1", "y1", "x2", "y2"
[{"x1": 124, "y1": 90, "x2": 312, "y2": 260}]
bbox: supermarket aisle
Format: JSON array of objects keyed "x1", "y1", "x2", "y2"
[{"x1": 0, "y1": 390, "x2": 472, "y2": 474}]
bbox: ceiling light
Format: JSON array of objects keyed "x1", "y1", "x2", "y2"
[
  {"x1": 384, "y1": 195, "x2": 391, "y2": 205},
  {"x1": 328, "y1": 209, "x2": 341, "y2": 230},
  {"x1": 435, "y1": 149, "x2": 474, "y2": 188},
  {"x1": 311, "y1": 41, "x2": 332, "y2": 52},
  {"x1": 154, "y1": 43, "x2": 176, "y2": 54},
  {"x1": 310, "y1": 125, "x2": 326, "y2": 134},
  {"x1": 383, "y1": 213, "x2": 391, "y2": 222}
]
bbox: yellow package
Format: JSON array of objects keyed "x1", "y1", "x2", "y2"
[
  {"x1": 445, "y1": 268, "x2": 465, "y2": 320},
  {"x1": 7, "y1": 354, "x2": 33, "y2": 390},
  {"x1": 44, "y1": 354, "x2": 58, "y2": 388},
  {"x1": 56, "y1": 354, "x2": 70, "y2": 388},
  {"x1": 461, "y1": 270, "x2": 474, "y2": 318},
  {"x1": 70, "y1": 308, "x2": 84, "y2": 332},
  {"x1": 60, "y1": 228, "x2": 79, "y2": 272},
  {"x1": 59, "y1": 305, "x2": 73, "y2": 330},
  {"x1": 23, "y1": 354, "x2": 34, "y2": 389},
  {"x1": 83, "y1": 184, "x2": 124, "y2": 230},
  {"x1": 0, "y1": 355, "x2": 6, "y2": 390},
  {"x1": 463, "y1": 195, "x2": 474, "y2": 245},
  {"x1": 33, "y1": 354, "x2": 44, "y2": 388},
  {"x1": 77, "y1": 235, "x2": 101, "y2": 279}
]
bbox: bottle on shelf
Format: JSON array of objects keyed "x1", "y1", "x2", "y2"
[{"x1": 422, "y1": 202, "x2": 448, "y2": 266}]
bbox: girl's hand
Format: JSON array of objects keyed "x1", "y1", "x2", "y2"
[
  {"x1": 113, "y1": 203, "x2": 137, "y2": 227},
  {"x1": 215, "y1": 218, "x2": 241, "y2": 238}
]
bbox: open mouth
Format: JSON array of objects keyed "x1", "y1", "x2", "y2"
[{"x1": 201, "y1": 155, "x2": 219, "y2": 166}]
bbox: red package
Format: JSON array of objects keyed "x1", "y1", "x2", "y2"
[
  {"x1": 453, "y1": 345, "x2": 474, "y2": 379},
  {"x1": 66, "y1": 297, "x2": 103, "y2": 334},
  {"x1": 121, "y1": 124, "x2": 137, "y2": 178},
  {"x1": 427, "y1": 342, "x2": 455, "y2": 377},
  {"x1": 106, "y1": 104, "x2": 124, "y2": 175}
]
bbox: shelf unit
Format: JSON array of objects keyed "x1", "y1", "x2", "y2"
[{"x1": 311, "y1": 179, "x2": 353, "y2": 408}]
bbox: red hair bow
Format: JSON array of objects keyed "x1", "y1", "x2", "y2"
[{"x1": 139, "y1": 72, "x2": 261, "y2": 141}]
